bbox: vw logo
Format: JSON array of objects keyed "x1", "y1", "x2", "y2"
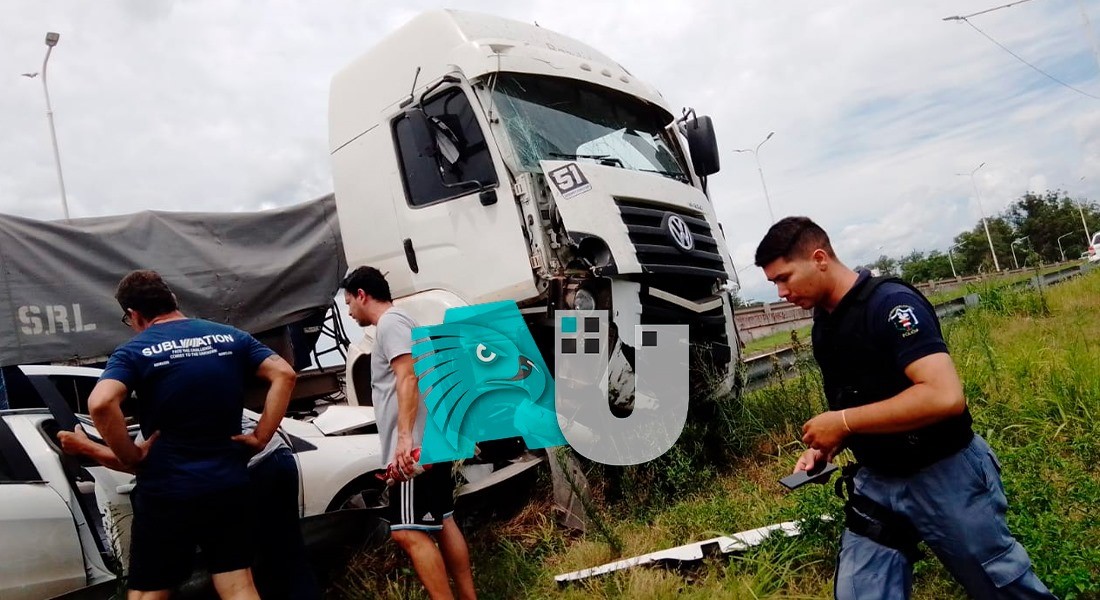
[{"x1": 666, "y1": 214, "x2": 695, "y2": 252}]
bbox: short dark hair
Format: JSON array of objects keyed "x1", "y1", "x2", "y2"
[
  {"x1": 754, "y1": 216, "x2": 836, "y2": 267},
  {"x1": 340, "y1": 266, "x2": 392, "y2": 302},
  {"x1": 116, "y1": 270, "x2": 178, "y2": 319}
]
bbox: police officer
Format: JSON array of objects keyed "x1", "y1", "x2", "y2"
[{"x1": 755, "y1": 217, "x2": 1055, "y2": 599}]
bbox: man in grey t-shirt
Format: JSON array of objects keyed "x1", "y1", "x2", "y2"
[{"x1": 342, "y1": 266, "x2": 476, "y2": 600}]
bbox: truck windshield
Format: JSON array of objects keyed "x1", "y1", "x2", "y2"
[{"x1": 490, "y1": 73, "x2": 689, "y2": 183}]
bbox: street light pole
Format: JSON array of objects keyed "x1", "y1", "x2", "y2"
[
  {"x1": 1078, "y1": 176, "x2": 1092, "y2": 245},
  {"x1": 1056, "y1": 231, "x2": 1074, "y2": 262},
  {"x1": 958, "y1": 163, "x2": 1001, "y2": 272},
  {"x1": 947, "y1": 243, "x2": 962, "y2": 278},
  {"x1": 40, "y1": 32, "x2": 70, "y2": 221},
  {"x1": 1010, "y1": 236, "x2": 1029, "y2": 270},
  {"x1": 734, "y1": 131, "x2": 776, "y2": 224}
]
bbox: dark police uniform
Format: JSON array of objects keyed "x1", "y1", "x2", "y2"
[{"x1": 812, "y1": 270, "x2": 1055, "y2": 599}]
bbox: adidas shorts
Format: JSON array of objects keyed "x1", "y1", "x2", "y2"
[{"x1": 384, "y1": 461, "x2": 455, "y2": 532}]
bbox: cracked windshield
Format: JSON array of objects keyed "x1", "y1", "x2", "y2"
[{"x1": 490, "y1": 73, "x2": 688, "y2": 182}]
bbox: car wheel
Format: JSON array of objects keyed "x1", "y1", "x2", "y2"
[{"x1": 325, "y1": 471, "x2": 389, "y2": 513}]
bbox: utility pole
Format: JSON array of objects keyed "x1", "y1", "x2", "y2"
[
  {"x1": 39, "y1": 32, "x2": 70, "y2": 221},
  {"x1": 957, "y1": 163, "x2": 1001, "y2": 271},
  {"x1": 734, "y1": 132, "x2": 776, "y2": 224}
]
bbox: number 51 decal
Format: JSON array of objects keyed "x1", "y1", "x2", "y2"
[{"x1": 548, "y1": 163, "x2": 592, "y2": 200}]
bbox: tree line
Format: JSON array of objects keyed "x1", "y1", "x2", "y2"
[{"x1": 862, "y1": 190, "x2": 1099, "y2": 282}]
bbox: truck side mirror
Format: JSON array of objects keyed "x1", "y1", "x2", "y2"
[
  {"x1": 405, "y1": 107, "x2": 439, "y2": 159},
  {"x1": 684, "y1": 116, "x2": 720, "y2": 177}
]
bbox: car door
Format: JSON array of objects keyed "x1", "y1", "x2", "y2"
[{"x1": 0, "y1": 416, "x2": 88, "y2": 600}]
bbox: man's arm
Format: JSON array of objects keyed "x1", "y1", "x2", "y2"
[
  {"x1": 88, "y1": 379, "x2": 145, "y2": 468},
  {"x1": 801, "y1": 352, "x2": 966, "y2": 453},
  {"x1": 59, "y1": 424, "x2": 158, "y2": 474},
  {"x1": 845, "y1": 352, "x2": 966, "y2": 433},
  {"x1": 234, "y1": 355, "x2": 296, "y2": 452},
  {"x1": 391, "y1": 353, "x2": 420, "y2": 477}
]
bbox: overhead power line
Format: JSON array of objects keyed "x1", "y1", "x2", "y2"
[
  {"x1": 943, "y1": 0, "x2": 1037, "y2": 22},
  {"x1": 945, "y1": 0, "x2": 1100, "y2": 102}
]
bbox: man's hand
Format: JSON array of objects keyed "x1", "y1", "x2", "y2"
[
  {"x1": 59, "y1": 424, "x2": 95, "y2": 456},
  {"x1": 231, "y1": 432, "x2": 267, "y2": 455},
  {"x1": 59, "y1": 424, "x2": 158, "y2": 472},
  {"x1": 134, "y1": 430, "x2": 160, "y2": 462},
  {"x1": 794, "y1": 448, "x2": 826, "y2": 474},
  {"x1": 801, "y1": 410, "x2": 848, "y2": 457},
  {"x1": 395, "y1": 434, "x2": 415, "y2": 479}
]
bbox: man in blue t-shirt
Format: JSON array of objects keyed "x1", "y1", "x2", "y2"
[
  {"x1": 88, "y1": 270, "x2": 297, "y2": 600},
  {"x1": 755, "y1": 217, "x2": 1054, "y2": 599}
]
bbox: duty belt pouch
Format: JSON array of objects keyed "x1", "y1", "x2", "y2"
[{"x1": 835, "y1": 464, "x2": 924, "y2": 563}]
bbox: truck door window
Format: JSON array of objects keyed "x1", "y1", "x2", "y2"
[{"x1": 393, "y1": 88, "x2": 497, "y2": 207}]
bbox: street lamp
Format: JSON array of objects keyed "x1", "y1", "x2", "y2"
[
  {"x1": 1077, "y1": 176, "x2": 1092, "y2": 245},
  {"x1": 1010, "y1": 236, "x2": 1030, "y2": 270},
  {"x1": 1056, "y1": 231, "x2": 1075, "y2": 262},
  {"x1": 37, "y1": 31, "x2": 70, "y2": 221},
  {"x1": 946, "y1": 243, "x2": 963, "y2": 278},
  {"x1": 734, "y1": 131, "x2": 776, "y2": 224},
  {"x1": 956, "y1": 163, "x2": 1000, "y2": 272}
]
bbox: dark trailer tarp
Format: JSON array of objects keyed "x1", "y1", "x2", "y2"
[{"x1": 0, "y1": 195, "x2": 347, "y2": 366}]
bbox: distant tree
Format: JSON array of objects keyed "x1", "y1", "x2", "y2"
[
  {"x1": 1005, "y1": 191, "x2": 1100, "y2": 262},
  {"x1": 869, "y1": 254, "x2": 899, "y2": 277},
  {"x1": 900, "y1": 249, "x2": 955, "y2": 283},
  {"x1": 953, "y1": 216, "x2": 1014, "y2": 273}
]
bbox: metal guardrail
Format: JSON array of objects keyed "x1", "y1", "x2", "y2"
[{"x1": 739, "y1": 262, "x2": 1093, "y2": 391}]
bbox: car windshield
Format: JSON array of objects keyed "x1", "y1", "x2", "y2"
[{"x1": 489, "y1": 73, "x2": 688, "y2": 183}]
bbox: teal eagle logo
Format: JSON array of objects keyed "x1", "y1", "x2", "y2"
[{"x1": 412, "y1": 301, "x2": 566, "y2": 464}]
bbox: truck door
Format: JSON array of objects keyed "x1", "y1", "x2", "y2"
[{"x1": 390, "y1": 85, "x2": 537, "y2": 306}]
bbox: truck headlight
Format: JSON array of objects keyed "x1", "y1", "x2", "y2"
[{"x1": 573, "y1": 288, "x2": 597, "y2": 311}]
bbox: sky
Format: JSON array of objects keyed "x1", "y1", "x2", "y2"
[{"x1": 2, "y1": 0, "x2": 1100, "y2": 303}]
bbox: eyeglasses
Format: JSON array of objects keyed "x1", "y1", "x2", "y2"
[{"x1": 121, "y1": 310, "x2": 132, "y2": 327}]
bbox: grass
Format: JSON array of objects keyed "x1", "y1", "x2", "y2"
[
  {"x1": 329, "y1": 270, "x2": 1100, "y2": 599},
  {"x1": 742, "y1": 326, "x2": 810, "y2": 358}
]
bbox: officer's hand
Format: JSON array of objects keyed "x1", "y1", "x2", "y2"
[
  {"x1": 794, "y1": 448, "x2": 825, "y2": 473},
  {"x1": 802, "y1": 411, "x2": 848, "y2": 456}
]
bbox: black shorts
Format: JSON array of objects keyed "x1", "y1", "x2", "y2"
[
  {"x1": 128, "y1": 485, "x2": 255, "y2": 591},
  {"x1": 384, "y1": 462, "x2": 455, "y2": 532}
]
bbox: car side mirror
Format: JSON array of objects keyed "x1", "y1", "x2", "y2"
[{"x1": 684, "y1": 115, "x2": 720, "y2": 177}]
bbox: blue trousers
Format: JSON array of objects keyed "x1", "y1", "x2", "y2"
[{"x1": 836, "y1": 435, "x2": 1056, "y2": 599}]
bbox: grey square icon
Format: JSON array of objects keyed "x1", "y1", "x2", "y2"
[
  {"x1": 584, "y1": 317, "x2": 600, "y2": 333},
  {"x1": 561, "y1": 338, "x2": 577, "y2": 354},
  {"x1": 642, "y1": 331, "x2": 657, "y2": 347},
  {"x1": 584, "y1": 338, "x2": 600, "y2": 354}
]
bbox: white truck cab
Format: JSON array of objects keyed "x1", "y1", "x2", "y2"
[{"x1": 331, "y1": 10, "x2": 740, "y2": 410}]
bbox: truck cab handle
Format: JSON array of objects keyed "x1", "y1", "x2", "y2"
[{"x1": 404, "y1": 238, "x2": 419, "y2": 273}]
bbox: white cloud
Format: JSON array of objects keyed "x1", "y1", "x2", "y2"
[{"x1": 2, "y1": 0, "x2": 1098, "y2": 302}]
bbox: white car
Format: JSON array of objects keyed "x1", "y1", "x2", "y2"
[
  {"x1": 1089, "y1": 232, "x2": 1100, "y2": 263},
  {"x1": 0, "y1": 365, "x2": 542, "y2": 599}
]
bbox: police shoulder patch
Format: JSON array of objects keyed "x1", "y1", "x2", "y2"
[{"x1": 887, "y1": 305, "x2": 920, "y2": 337}]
